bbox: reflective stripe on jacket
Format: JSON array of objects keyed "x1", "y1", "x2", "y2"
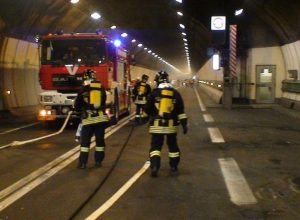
[{"x1": 81, "y1": 110, "x2": 109, "y2": 125}]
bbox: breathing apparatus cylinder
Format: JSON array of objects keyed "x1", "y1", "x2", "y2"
[
  {"x1": 138, "y1": 83, "x2": 146, "y2": 95},
  {"x1": 90, "y1": 82, "x2": 101, "y2": 109},
  {"x1": 159, "y1": 89, "x2": 174, "y2": 117}
]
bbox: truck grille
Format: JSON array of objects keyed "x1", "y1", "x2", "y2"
[{"x1": 52, "y1": 74, "x2": 83, "y2": 87}]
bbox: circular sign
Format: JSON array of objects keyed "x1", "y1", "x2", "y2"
[
  {"x1": 213, "y1": 18, "x2": 224, "y2": 29},
  {"x1": 211, "y1": 16, "x2": 226, "y2": 30}
]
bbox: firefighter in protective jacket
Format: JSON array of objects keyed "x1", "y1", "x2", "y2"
[
  {"x1": 132, "y1": 74, "x2": 151, "y2": 123},
  {"x1": 145, "y1": 71, "x2": 188, "y2": 177},
  {"x1": 74, "y1": 69, "x2": 109, "y2": 169}
]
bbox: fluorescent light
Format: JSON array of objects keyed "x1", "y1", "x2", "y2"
[
  {"x1": 179, "y1": 24, "x2": 185, "y2": 29},
  {"x1": 70, "y1": 0, "x2": 79, "y2": 4},
  {"x1": 131, "y1": 39, "x2": 136, "y2": 43},
  {"x1": 91, "y1": 12, "x2": 101, "y2": 20},
  {"x1": 137, "y1": 43, "x2": 143, "y2": 47},
  {"x1": 235, "y1": 9, "x2": 244, "y2": 16},
  {"x1": 213, "y1": 54, "x2": 220, "y2": 70},
  {"x1": 183, "y1": 38, "x2": 187, "y2": 42},
  {"x1": 121, "y1": 33, "x2": 128, "y2": 37},
  {"x1": 175, "y1": 0, "x2": 182, "y2": 3},
  {"x1": 177, "y1": 12, "x2": 183, "y2": 16},
  {"x1": 110, "y1": 25, "x2": 117, "y2": 29},
  {"x1": 182, "y1": 32, "x2": 186, "y2": 36}
]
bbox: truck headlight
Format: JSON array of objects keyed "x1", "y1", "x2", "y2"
[
  {"x1": 39, "y1": 110, "x2": 52, "y2": 116},
  {"x1": 39, "y1": 110, "x2": 47, "y2": 116}
]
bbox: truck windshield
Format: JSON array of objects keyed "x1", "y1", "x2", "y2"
[{"x1": 41, "y1": 39, "x2": 106, "y2": 65}]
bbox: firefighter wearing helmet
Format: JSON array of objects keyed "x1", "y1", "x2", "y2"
[
  {"x1": 145, "y1": 71, "x2": 188, "y2": 177},
  {"x1": 74, "y1": 69, "x2": 109, "y2": 169},
  {"x1": 132, "y1": 74, "x2": 151, "y2": 124}
]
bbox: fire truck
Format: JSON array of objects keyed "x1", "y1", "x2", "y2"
[{"x1": 37, "y1": 32, "x2": 131, "y2": 124}]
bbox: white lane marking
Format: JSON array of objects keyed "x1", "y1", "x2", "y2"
[
  {"x1": 218, "y1": 158, "x2": 257, "y2": 206},
  {"x1": 0, "y1": 147, "x2": 78, "y2": 201},
  {"x1": 0, "y1": 114, "x2": 135, "y2": 212},
  {"x1": 208, "y1": 127, "x2": 225, "y2": 143},
  {"x1": 86, "y1": 161, "x2": 150, "y2": 220},
  {"x1": 193, "y1": 87, "x2": 206, "y2": 112},
  {"x1": 203, "y1": 114, "x2": 214, "y2": 122},
  {"x1": 0, "y1": 122, "x2": 40, "y2": 135},
  {"x1": 0, "y1": 153, "x2": 78, "y2": 212}
]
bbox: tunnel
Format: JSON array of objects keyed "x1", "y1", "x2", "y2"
[
  {"x1": 0, "y1": 0, "x2": 299, "y2": 112},
  {"x1": 0, "y1": 1, "x2": 300, "y2": 219}
]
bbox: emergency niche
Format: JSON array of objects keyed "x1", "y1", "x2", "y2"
[{"x1": 158, "y1": 89, "x2": 174, "y2": 118}]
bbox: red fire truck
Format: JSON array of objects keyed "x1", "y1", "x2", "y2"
[{"x1": 37, "y1": 32, "x2": 131, "y2": 124}]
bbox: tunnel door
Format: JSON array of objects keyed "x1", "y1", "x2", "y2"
[{"x1": 256, "y1": 65, "x2": 276, "y2": 103}]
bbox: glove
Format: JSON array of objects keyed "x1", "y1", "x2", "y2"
[{"x1": 182, "y1": 125, "x2": 188, "y2": 134}]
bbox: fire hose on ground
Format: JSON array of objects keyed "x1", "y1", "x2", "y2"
[{"x1": 0, "y1": 111, "x2": 73, "y2": 150}]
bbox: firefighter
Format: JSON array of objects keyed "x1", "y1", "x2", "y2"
[
  {"x1": 145, "y1": 71, "x2": 188, "y2": 177},
  {"x1": 74, "y1": 69, "x2": 109, "y2": 169},
  {"x1": 132, "y1": 74, "x2": 151, "y2": 124}
]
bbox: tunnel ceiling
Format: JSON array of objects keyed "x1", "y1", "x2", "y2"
[{"x1": 1, "y1": 0, "x2": 300, "y2": 75}]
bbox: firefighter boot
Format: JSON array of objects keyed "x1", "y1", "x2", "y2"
[
  {"x1": 95, "y1": 162, "x2": 102, "y2": 168},
  {"x1": 78, "y1": 163, "x2": 87, "y2": 169},
  {"x1": 170, "y1": 166, "x2": 178, "y2": 173},
  {"x1": 150, "y1": 167, "x2": 158, "y2": 177}
]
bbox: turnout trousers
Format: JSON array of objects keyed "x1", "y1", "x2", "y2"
[
  {"x1": 136, "y1": 104, "x2": 145, "y2": 116},
  {"x1": 79, "y1": 122, "x2": 106, "y2": 166},
  {"x1": 135, "y1": 104, "x2": 147, "y2": 123},
  {"x1": 149, "y1": 133, "x2": 180, "y2": 170}
]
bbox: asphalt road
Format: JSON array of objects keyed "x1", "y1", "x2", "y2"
[{"x1": 0, "y1": 86, "x2": 300, "y2": 220}]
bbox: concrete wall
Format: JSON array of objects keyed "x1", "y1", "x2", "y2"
[
  {"x1": 0, "y1": 37, "x2": 41, "y2": 110},
  {"x1": 282, "y1": 41, "x2": 300, "y2": 80},
  {"x1": 196, "y1": 46, "x2": 286, "y2": 103},
  {"x1": 281, "y1": 41, "x2": 300, "y2": 102},
  {"x1": 130, "y1": 65, "x2": 157, "y2": 87},
  {"x1": 196, "y1": 58, "x2": 223, "y2": 81}
]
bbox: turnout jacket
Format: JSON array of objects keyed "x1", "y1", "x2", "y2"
[
  {"x1": 132, "y1": 81, "x2": 152, "y2": 105},
  {"x1": 74, "y1": 82, "x2": 109, "y2": 125},
  {"x1": 145, "y1": 83, "x2": 187, "y2": 134}
]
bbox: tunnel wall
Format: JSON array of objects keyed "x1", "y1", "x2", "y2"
[
  {"x1": 196, "y1": 58, "x2": 223, "y2": 81},
  {"x1": 196, "y1": 46, "x2": 287, "y2": 103},
  {"x1": 0, "y1": 36, "x2": 41, "y2": 110},
  {"x1": 195, "y1": 59, "x2": 224, "y2": 104},
  {"x1": 130, "y1": 65, "x2": 157, "y2": 86},
  {"x1": 280, "y1": 41, "x2": 300, "y2": 108},
  {"x1": 282, "y1": 41, "x2": 300, "y2": 80}
]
